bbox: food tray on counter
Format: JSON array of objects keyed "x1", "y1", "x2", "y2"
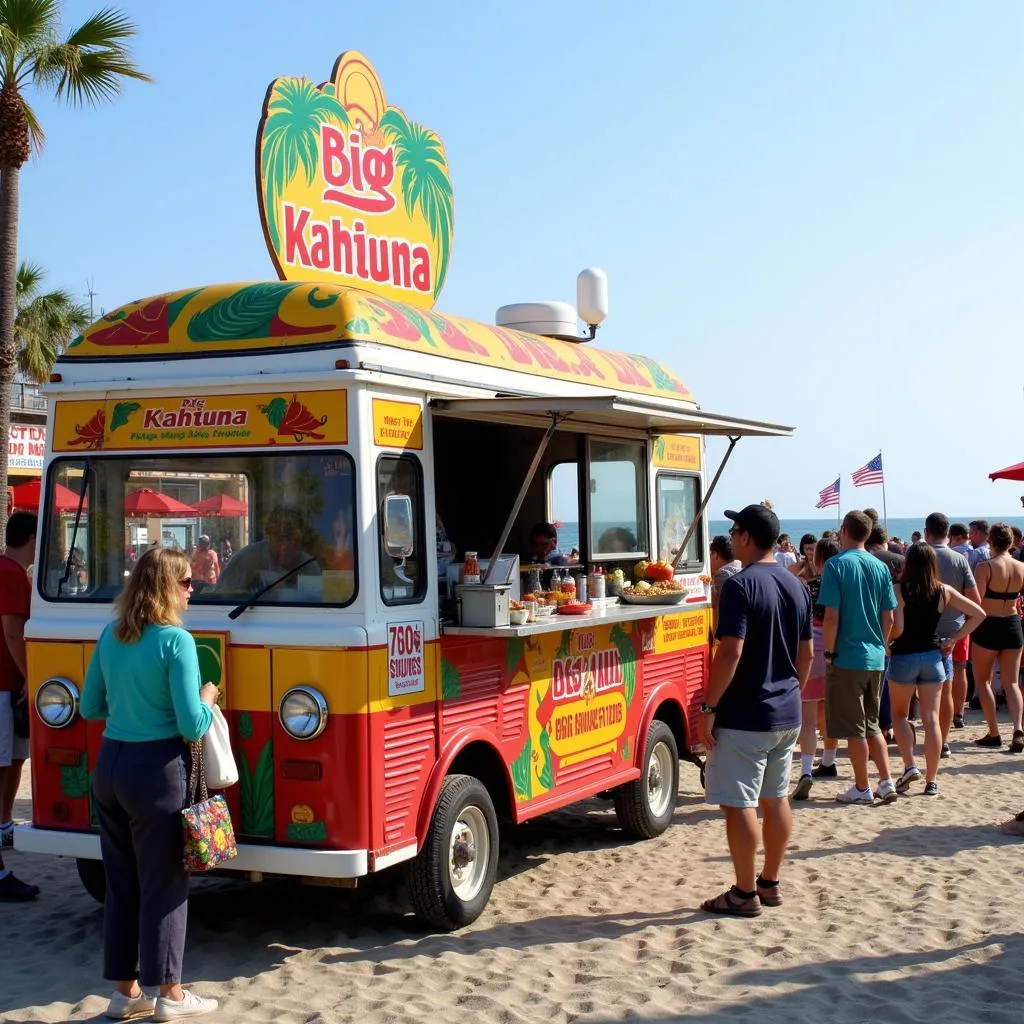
[{"x1": 618, "y1": 590, "x2": 687, "y2": 606}]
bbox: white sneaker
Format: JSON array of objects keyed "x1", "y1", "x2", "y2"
[
  {"x1": 152, "y1": 991, "x2": 218, "y2": 1021},
  {"x1": 835, "y1": 784, "x2": 874, "y2": 804},
  {"x1": 106, "y1": 989, "x2": 157, "y2": 1020},
  {"x1": 894, "y1": 766, "x2": 922, "y2": 793},
  {"x1": 876, "y1": 779, "x2": 899, "y2": 804}
]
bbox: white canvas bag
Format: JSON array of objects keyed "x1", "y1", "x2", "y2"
[{"x1": 202, "y1": 704, "x2": 239, "y2": 789}]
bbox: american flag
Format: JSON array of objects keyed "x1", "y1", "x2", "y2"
[
  {"x1": 816, "y1": 478, "x2": 840, "y2": 509},
  {"x1": 852, "y1": 454, "x2": 885, "y2": 487}
]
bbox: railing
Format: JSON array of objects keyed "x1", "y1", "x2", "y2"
[{"x1": 11, "y1": 383, "x2": 47, "y2": 411}]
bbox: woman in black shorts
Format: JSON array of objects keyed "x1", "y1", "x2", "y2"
[{"x1": 972, "y1": 523, "x2": 1024, "y2": 752}]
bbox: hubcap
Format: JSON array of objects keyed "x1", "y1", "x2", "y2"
[
  {"x1": 646, "y1": 740, "x2": 674, "y2": 818},
  {"x1": 448, "y1": 804, "x2": 490, "y2": 901}
]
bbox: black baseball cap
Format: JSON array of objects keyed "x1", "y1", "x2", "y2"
[{"x1": 724, "y1": 504, "x2": 780, "y2": 550}]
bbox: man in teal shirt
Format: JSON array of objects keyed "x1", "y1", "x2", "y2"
[{"x1": 818, "y1": 510, "x2": 898, "y2": 805}]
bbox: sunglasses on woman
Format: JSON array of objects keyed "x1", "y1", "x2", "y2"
[{"x1": 179, "y1": 577, "x2": 193, "y2": 590}]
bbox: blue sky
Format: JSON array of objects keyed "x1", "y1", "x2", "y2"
[{"x1": 20, "y1": 1, "x2": 1024, "y2": 518}]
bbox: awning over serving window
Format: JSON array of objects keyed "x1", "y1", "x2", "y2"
[{"x1": 429, "y1": 395, "x2": 793, "y2": 437}]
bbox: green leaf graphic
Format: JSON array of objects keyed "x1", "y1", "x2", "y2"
[
  {"x1": 108, "y1": 401, "x2": 140, "y2": 432},
  {"x1": 611, "y1": 624, "x2": 637, "y2": 705},
  {"x1": 510, "y1": 737, "x2": 532, "y2": 801},
  {"x1": 537, "y1": 727, "x2": 554, "y2": 789},
  {"x1": 239, "y1": 738, "x2": 274, "y2": 837},
  {"x1": 343, "y1": 316, "x2": 370, "y2": 335},
  {"x1": 441, "y1": 658, "x2": 461, "y2": 700},
  {"x1": 238, "y1": 711, "x2": 254, "y2": 741},
  {"x1": 60, "y1": 755, "x2": 90, "y2": 799},
  {"x1": 286, "y1": 821, "x2": 327, "y2": 842},
  {"x1": 186, "y1": 282, "x2": 300, "y2": 342},
  {"x1": 259, "y1": 396, "x2": 288, "y2": 429},
  {"x1": 506, "y1": 637, "x2": 526, "y2": 675},
  {"x1": 621, "y1": 739, "x2": 631, "y2": 762},
  {"x1": 556, "y1": 630, "x2": 572, "y2": 660}
]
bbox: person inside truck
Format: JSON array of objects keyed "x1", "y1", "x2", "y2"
[
  {"x1": 217, "y1": 506, "x2": 321, "y2": 592},
  {"x1": 528, "y1": 522, "x2": 568, "y2": 566}
]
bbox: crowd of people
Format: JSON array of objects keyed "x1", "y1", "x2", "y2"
[{"x1": 700, "y1": 503, "x2": 1024, "y2": 917}]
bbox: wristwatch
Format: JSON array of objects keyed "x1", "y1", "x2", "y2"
[{"x1": 700, "y1": 703, "x2": 717, "y2": 715}]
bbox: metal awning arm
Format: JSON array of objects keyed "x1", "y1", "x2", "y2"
[
  {"x1": 671, "y1": 435, "x2": 741, "y2": 571},
  {"x1": 483, "y1": 412, "x2": 567, "y2": 583}
]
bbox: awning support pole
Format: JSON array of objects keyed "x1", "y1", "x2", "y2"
[
  {"x1": 483, "y1": 412, "x2": 566, "y2": 584},
  {"x1": 671, "y1": 435, "x2": 741, "y2": 571}
]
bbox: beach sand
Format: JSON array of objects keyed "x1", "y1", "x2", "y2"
[{"x1": 4, "y1": 712, "x2": 1023, "y2": 1024}]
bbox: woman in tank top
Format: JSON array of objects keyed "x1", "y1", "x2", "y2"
[
  {"x1": 889, "y1": 542, "x2": 984, "y2": 796},
  {"x1": 971, "y1": 522, "x2": 1024, "y2": 751}
]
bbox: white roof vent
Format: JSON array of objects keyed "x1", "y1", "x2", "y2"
[{"x1": 495, "y1": 301, "x2": 579, "y2": 342}]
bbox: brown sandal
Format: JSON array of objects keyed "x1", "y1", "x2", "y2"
[
  {"x1": 756, "y1": 875, "x2": 782, "y2": 907},
  {"x1": 700, "y1": 886, "x2": 762, "y2": 917}
]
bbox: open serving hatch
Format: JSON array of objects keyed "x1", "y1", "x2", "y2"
[{"x1": 430, "y1": 393, "x2": 794, "y2": 581}]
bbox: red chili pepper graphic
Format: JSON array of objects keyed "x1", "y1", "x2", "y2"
[
  {"x1": 275, "y1": 396, "x2": 327, "y2": 441},
  {"x1": 88, "y1": 299, "x2": 169, "y2": 346},
  {"x1": 68, "y1": 409, "x2": 106, "y2": 449}
]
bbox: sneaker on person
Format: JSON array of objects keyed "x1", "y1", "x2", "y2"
[
  {"x1": 0, "y1": 820, "x2": 12, "y2": 847},
  {"x1": 940, "y1": 743, "x2": 952, "y2": 759},
  {"x1": 974, "y1": 734, "x2": 1002, "y2": 748},
  {"x1": 106, "y1": 989, "x2": 157, "y2": 1020},
  {"x1": 952, "y1": 715, "x2": 965, "y2": 729},
  {"x1": 895, "y1": 766, "x2": 922, "y2": 793},
  {"x1": 0, "y1": 871, "x2": 40, "y2": 900},
  {"x1": 151, "y1": 990, "x2": 218, "y2": 1022},
  {"x1": 836, "y1": 784, "x2": 874, "y2": 804},
  {"x1": 811, "y1": 762, "x2": 838, "y2": 778},
  {"x1": 924, "y1": 781, "x2": 939, "y2": 797},
  {"x1": 876, "y1": 779, "x2": 899, "y2": 804},
  {"x1": 792, "y1": 774, "x2": 813, "y2": 801}
]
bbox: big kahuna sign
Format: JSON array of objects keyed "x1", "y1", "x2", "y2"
[{"x1": 257, "y1": 50, "x2": 454, "y2": 308}]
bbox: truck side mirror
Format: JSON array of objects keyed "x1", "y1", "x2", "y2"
[{"x1": 383, "y1": 494, "x2": 415, "y2": 559}]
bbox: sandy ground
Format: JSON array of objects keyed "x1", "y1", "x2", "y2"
[{"x1": 3, "y1": 709, "x2": 1024, "y2": 1024}]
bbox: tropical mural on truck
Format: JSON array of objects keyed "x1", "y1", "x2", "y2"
[{"x1": 256, "y1": 50, "x2": 454, "y2": 308}]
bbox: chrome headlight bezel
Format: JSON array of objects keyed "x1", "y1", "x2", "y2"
[
  {"x1": 35, "y1": 676, "x2": 81, "y2": 729},
  {"x1": 278, "y1": 685, "x2": 328, "y2": 740}
]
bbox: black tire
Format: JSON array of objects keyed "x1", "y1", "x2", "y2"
[
  {"x1": 405, "y1": 774, "x2": 499, "y2": 931},
  {"x1": 613, "y1": 720, "x2": 679, "y2": 838},
  {"x1": 76, "y1": 857, "x2": 106, "y2": 903}
]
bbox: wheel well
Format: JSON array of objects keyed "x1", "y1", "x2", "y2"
[
  {"x1": 448, "y1": 741, "x2": 513, "y2": 823},
  {"x1": 653, "y1": 699, "x2": 688, "y2": 757}
]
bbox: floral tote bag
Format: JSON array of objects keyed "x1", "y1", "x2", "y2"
[{"x1": 182, "y1": 739, "x2": 238, "y2": 872}]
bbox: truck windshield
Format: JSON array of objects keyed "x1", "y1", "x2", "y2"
[{"x1": 38, "y1": 452, "x2": 357, "y2": 607}]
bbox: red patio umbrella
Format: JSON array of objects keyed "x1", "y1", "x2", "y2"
[
  {"x1": 11, "y1": 478, "x2": 87, "y2": 513},
  {"x1": 989, "y1": 461, "x2": 1024, "y2": 481},
  {"x1": 123, "y1": 488, "x2": 197, "y2": 517},
  {"x1": 192, "y1": 493, "x2": 248, "y2": 516}
]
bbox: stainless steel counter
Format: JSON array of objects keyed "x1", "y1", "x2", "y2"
[{"x1": 441, "y1": 600, "x2": 702, "y2": 638}]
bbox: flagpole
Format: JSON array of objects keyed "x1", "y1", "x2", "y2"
[
  {"x1": 837, "y1": 472, "x2": 841, "y2": 529},
  {"x1": 879, "y1": 449, "x2": 888, "y2": 531}
]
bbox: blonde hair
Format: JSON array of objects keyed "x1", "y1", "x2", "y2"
[{"x1": 113, "y1": 547, "x2": 190, "y2": 643}]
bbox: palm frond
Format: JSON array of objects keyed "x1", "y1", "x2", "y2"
[
  {"x1": 16, "y1": 258, "x2": 43, "y2": 298},
  {"x1": 47, "y1": 45, "x2": 150, "y2": 104},
  {"x1": 0, "y1": 0, "x2": 60, "y2": 67},
  {"x1": 63, "y1": 7, "x2": 138, "y2": 47},
  {"x1": 20, "y1": 92, "x2": 43, "y2": 150},
  {"x1": 15, "y1": 270, "x2": 89, "y2": 381},
  {"x1": 261, "y1": 77, "x2": 348, "y2": 250}
]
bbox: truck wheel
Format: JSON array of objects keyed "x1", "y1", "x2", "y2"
[
  {"x1": 406, "y1": 774, "x2": 499, "y2": 931},
  {"x1": 614, "y1": 720, "x2": 679, "y2": 838},
  {"x1": 76, "y1": 858, "x2": 106, "y2": 903}
]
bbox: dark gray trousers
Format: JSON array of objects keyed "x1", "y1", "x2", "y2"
[{"x1": 92, "y1": 738, "x2": 191, "y2": 986}]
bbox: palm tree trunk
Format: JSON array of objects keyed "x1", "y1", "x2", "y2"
[{"x1": 0, "y1": 164, "x2": 21, "y2": 539}]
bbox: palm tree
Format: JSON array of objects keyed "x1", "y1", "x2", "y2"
[
  {"x1": 378, "y1": 108, "x2": 454, "y2": 301},
  {"x1": 261, "y1": 77, "x2": 349, "y2": 252},
  {"x1": 15, "y1": 260, "x2": 89, "y2": 381},
  {"x1": 0, "y1": 0, "x2": 149, "y2": 533}
]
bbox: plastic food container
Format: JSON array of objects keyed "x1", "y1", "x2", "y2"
[{"x1": 509, "y1": 608, "x2": 530, "y2": 625}]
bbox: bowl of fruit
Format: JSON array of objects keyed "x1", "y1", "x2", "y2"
[{"x1": 619, "y1": 561, "x2": 686, "y2": 604}]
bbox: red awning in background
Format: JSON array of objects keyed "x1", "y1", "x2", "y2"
[
  {"x1": 11, "y1": 478, "x2": 87, "y2": 513},
  {"x1": 989, "y1": 462, "x2": 1024, "y2": 482},
  {"x1": 192, "y1": 493, "x2": 248, "y2": 517},
  {"x1": 123, "y1": 488, "x2": 197, "y2": 517}
]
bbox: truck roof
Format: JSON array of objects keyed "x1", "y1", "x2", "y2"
[{"x1": 61, "y1": 281, "x2": 694, "y2": 405}]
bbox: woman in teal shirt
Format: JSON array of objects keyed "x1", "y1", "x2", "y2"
[{"x1": 82, "y1": 547, "x2": 219, "y2": 1021}]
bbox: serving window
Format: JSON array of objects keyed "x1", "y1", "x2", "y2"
[
  {"x1": 656, "y1": 472, "x2": 701, "y2": 567},
  {"x1": 587, "y1": 438, "x2": 649, "y2": 560}
]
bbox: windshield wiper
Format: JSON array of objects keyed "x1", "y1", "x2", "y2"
[
  {"x1": 228, "y1": 557, "x2": 319, "y2": 620},
  {"x1": 58, "y1": 461, "x2": 92, "y2": 597}
]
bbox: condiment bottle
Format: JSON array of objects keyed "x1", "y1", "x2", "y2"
[{"x1": 462, "y1": 551, "x2": 481, "y2": 584}]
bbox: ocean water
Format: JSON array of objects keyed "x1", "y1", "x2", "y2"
[{"x1": 556, "y1": 516, "x2": 1024, "y2": 555}]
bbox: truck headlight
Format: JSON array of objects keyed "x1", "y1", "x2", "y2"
[
  {"x1": 279, "y1": 686, "x2": 328, "y2": 740},
  {"x1": 35, "y1": 677, "x2": 80, "y2": 729}
]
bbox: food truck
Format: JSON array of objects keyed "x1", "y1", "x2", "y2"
[{"x1": 15, "y1": 50, "x2": 791, "y2": 929}]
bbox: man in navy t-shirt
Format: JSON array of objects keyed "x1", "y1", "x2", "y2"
[{"x1": 699, "y1": 504, "x2": 813, "y2": 918}]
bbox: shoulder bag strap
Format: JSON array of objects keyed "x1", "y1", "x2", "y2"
[{"x1": 188, "y1": 740, "x2": 209, "y2": 804}]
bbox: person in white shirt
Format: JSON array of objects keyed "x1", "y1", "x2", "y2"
[{"x1": 774, "y1": 535, "x2": 798, "y2": 569}]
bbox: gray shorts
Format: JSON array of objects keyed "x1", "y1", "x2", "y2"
[
  {"x1": 0, "y1": 691, "x2": 30, "y2": 768},
  {"x1": 705, "y1": 726, "x2": 801, "y2": 808}
]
